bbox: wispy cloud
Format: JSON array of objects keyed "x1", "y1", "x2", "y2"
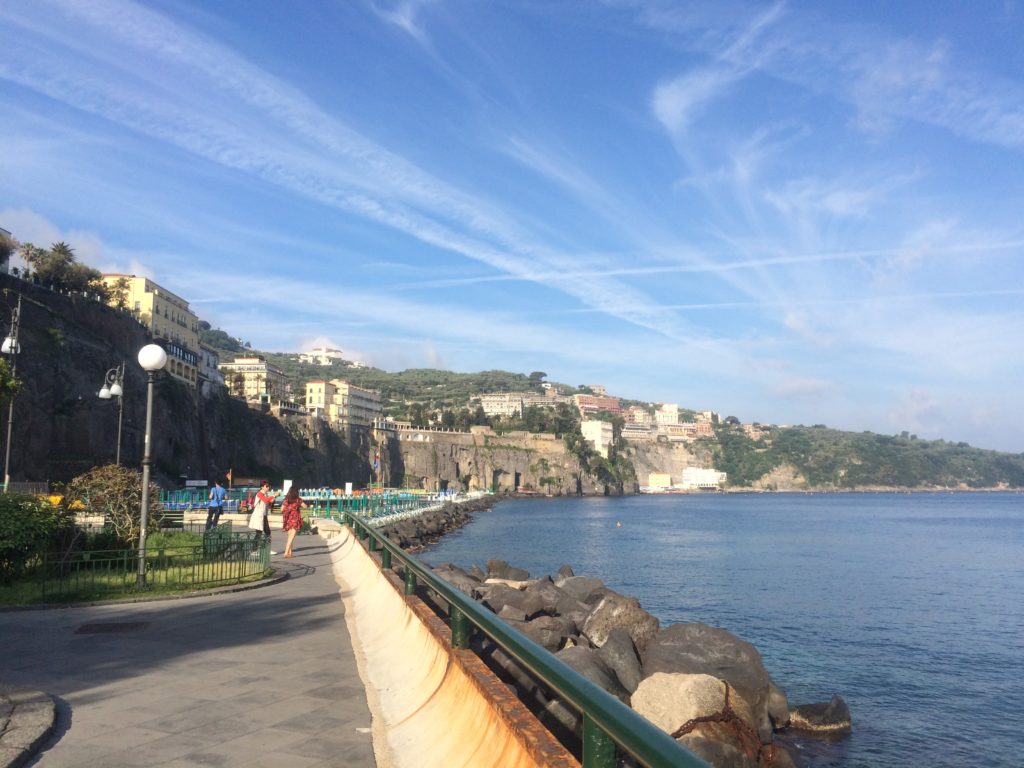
[
  {"x1": 0, "y1": 0, "x2": 709, "y2": 343},
  {"x1": 372, "y1": 0, "x2": 434, "y2": 45}
]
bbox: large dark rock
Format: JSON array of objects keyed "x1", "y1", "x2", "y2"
[
  {"x1": 487, "y1": 559, "x2": 530, "y2": 581},
  {"x1": 522, "y1": 576, "x2": 565, "y2": 615},
  {"x1": 597, "y1": 628, "x2": 643, "y2": 693},
  {"x1": 518, "y1": 615, "x2": 577, "y2": 652},
  {"x1": 554, "y1": 594, "x2": 591, "y2": 631},
  {"x1": 642, "y1": 622, "x2": 773, "y2": 741},
  {"x1": 556, "y1": 646, "x2": 629, "y2": 703},
  {"x1": 788, "y1": 695, "x2": 851, "y2": 736},
  {"x1": 478, "y1": 582, "x2": 530, "y2": 614},
  {"x1": 582, "y1": 593, "x2": 660, "y2": 653},
  {"x1": 431, "y1": 563, "x2": 481, "y2": 598},
  {"x1": 767, "y1": 679, "x2": 790, "y2": 730},
  {"x1": 555, "y1": 575, "x2": 606, "y2": 603}
]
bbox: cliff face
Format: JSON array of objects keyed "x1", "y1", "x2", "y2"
[
  {"x1": 1, "y1": 277, "x2": 370, "y2": 488},
  {"x1": 628, "y1": 440, "x2": 714, "y2": 487},
  {"x1": 381, "y1": 428, "x2": 619, "y2": 495}
]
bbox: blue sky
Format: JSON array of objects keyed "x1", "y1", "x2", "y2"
[{"x1": 2, "y1": 1, "x2": 1023, "y2": 452}]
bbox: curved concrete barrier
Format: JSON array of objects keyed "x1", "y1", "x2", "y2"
[{"x1": 330, "y1": 529, "x2": 577, "y2": 768}]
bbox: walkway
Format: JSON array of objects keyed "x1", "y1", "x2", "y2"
[{"x1": 0, "y1": 532, "x2": 376, "y2": 767}]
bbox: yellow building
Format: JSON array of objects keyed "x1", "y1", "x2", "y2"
[
  {"x1": 305, "y1": 379, "x2": 337, "y2": 419},
  {"x1": 220, "y1": 356, "x2": 289, "y2": 402},
  {"x1": 101, "y1": 274, "x2": 200, "y2": 387}
]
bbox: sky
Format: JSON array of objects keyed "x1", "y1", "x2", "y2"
[{"x1": 1, "y1": 0, "x2": 1023, "y2": 452}]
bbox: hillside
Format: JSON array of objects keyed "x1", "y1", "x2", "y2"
[
  {"x1": 203, "y1": 331, "x2": 1024, "y2": 491},
  {"x1": 706, "y1": 424, "x2": 1024, "y2": 490}
]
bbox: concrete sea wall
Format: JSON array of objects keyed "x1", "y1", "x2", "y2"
[{"x1": 329, "y1": 527, "x2": 577, "y2": 768}]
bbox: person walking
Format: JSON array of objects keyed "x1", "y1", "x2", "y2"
[
  {"x1": 205, "y1": 479, "x2": 227, "y2": 531},
  {"x1": 280, "y1": 486, "x2": 308, "y2": 558},
  {"x1": 248, "y1": 480, "x2": 278, "y2": 555}
]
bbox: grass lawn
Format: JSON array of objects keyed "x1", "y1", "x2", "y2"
[{"x1": 0, "y1": 530, "x2": 271, "y2": 606}]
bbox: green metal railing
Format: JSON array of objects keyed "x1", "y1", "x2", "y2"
[
  {"x1": 308, "y1": 492, "x2": 440, "y2": 520},
  {"x1": 347, "y1": 516, "x2": 710, "y2": 768},
  {"x1": 17, "y1": 530, "x2": 269, "y2": 602}
]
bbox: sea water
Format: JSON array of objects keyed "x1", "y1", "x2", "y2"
[{"x1": 421, "y1": 493, "x2": 1024, "y2": 768}]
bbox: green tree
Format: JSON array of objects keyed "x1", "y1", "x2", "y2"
[
  {"x1": 0, "y1": 358, "x2": 21, "y2": 406},
  {"x1": 110, "y1": 276, "x2": 131, "y2": 309},
  {"x1": 61, "y1": 465, "x2": 164, "y2": 546},
  {"x1": 0, "y1": 494, "x2": 77, "y2": 582},
  {"x1": 0, "y1": 232, "x2": 16, "y2": 266}
]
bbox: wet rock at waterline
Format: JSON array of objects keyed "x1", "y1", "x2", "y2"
[
  {"x1": 788, "y1": 694, "x2": 852, "y2": 735},
  {"x1": 428, "y1": 559, "x2": 847, "y2": 768}
]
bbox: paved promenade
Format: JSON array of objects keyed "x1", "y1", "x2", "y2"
[{"x1": 0, "y1": 532, "x2": 376, "y2": 767}]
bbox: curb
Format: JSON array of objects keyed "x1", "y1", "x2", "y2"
[
  {"x1": 0, "y1": 688, "x2": 55, "y2": 768},
  {"x1": 0, "y1": 570, "x2": 291, "y2": 613}
]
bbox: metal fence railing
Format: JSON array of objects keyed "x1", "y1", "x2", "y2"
[
  {"x1": 12, "y1": 529, "x2": 269, "y2": 602},
  {"x1": 4, "y1": 481, "x2": 49, "y2": 494},
  {"x1": 346, "y1": 515, "x2": 710, "y2": 768}
]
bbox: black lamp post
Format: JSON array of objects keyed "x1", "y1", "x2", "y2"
[
  {"x1": 136, "y1": 344, "x2": 167, "y2": 587},
  {"x1": 98, "y1": 362, "x2": 125, "y2": 465},
  {"x1": 2, "y1": 294, "x2": 22, "y2": 493}
]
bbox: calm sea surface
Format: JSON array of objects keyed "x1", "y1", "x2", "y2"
[{"x1": 421, "y1": 493, "x2": 1024, "y2": 768}]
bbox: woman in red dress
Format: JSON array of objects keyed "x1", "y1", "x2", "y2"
[{"x1": 280, "y1": 486, "x2": 307, "y2": 558}]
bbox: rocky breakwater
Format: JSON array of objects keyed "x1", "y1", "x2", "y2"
[
  {"x1": 430, "y1": 560, "x2": 851, "y2": 768},
  {"x1": 375, "y1": 496, "x2": 496, "y2": 552}
]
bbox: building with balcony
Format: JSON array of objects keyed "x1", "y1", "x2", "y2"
[
  {"x1": 621, "y1": 423, "x2": 656, "y2": 442},
  {"x1": 329, "y1": 380, "x2": 382, "y2": 428},
  {"x1": 624, "y1": 406, "x2": 653, "y2": 425},
  {"x1": 573, "y1": 394, "x2": 622, "y2": 416},
  {"x1": 477, "y1": 392, "x2": 528, "y2": 418},
  {"x1": 198, "y1": 343, "x2": 224, "y2": 397},
  {"x1": 101, "y1": 274, "x2": 201, "y2": 388},
  {"x1": 581, "y1": 419, "x2": 614, "y2": 457},
  {"x1": 219, "y1": 356, "x2": 289, "y2": 402},
  {"x1": 655, "y1": 403, "x2": 679, "y2": 425},
  {"x1": 305, "y1": 379, "x2": 336, "y2": 420}
]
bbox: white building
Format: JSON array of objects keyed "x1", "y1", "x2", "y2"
[
  {"x1": 655, "y1": 403, "x2": 679, "y2": 425},
  {"x1": 298, "y1": 346, "x2": 345, "y2": 366},
  {"x1": 581, "y1": 419, "x2": 614, "y2": 457},
  {"x1": 477, "y1": 392, "x2": 528, "y2": 418},
  {"x1": 622, "y1": 423, "x2": 655, "y2": 442},
  {"x1": 198, "y1": 343, "x2": 224, "y2": 397},
  {"x1": 680, "y1": 466, "x2": 727, "y2": 490}
]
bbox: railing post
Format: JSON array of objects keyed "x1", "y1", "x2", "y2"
[
  {"x1": 404, "y1": 568, "x2": 416, "y2": 596},
  {"x1": 582, "y1": 714, "x2": 617, "y2": 768},
  {"x1": 368, "y1": 534, "x2": 377, "y2": 552},
  {"x1": 380, "y1": 547, "x2": 391, "y2": 570},
  {"x1": 450, "y1": 605, "x2": 470, "y2": 648}
]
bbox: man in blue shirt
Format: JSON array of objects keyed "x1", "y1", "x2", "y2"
[{"x1": 206, "y1": 479, "x2": 228, "y2": 531}]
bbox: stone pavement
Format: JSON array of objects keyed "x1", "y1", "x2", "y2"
[{"x1": 0, "y1": 532, "x2": 376, "y2": 767}]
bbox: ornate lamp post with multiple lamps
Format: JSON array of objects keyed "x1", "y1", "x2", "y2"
[
  {"x1": 2, "y1": 294, "x2": 22, "y2": 494},
  {"x1": 98, "y1": 362, "x2": 126, "y2": 465},
  {"x1": 136, "y1": 343, "x2": 167, "y2": 587}
]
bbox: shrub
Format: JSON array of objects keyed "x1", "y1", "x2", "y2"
[
  {"x1": 60, "y1": 465, "x2": 164, "y2": 547},
  {"x1": 0, "y1": 493, "x2": 76, "y2": 582}
]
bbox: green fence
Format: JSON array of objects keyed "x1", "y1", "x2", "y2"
[
  {"x1": 347, "y1": 516, "x2": 710, "y2": 768},
  {"x1": 308, "y1": 492, "x2": 440, "y2": 520},
  {"x1": 10, "y1": 529, "x2": 269, "y2": 603}
]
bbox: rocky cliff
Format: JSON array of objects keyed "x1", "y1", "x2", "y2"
[
  {"x1": 379, "y1": 428, "x2": 622, "y2": 495},
  {"x1": 1, "y1": 276, "x2": 370, "y2": 488}
]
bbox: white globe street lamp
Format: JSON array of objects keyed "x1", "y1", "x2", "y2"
[
  {"x1": 2, "y1": 294, "x2": 22, "y2": 494},
  {"x1": 136, "y1": 343, "x2": 167, "y2": 587},
  {"x1": 98, "y1": 362, "x2": 126, "y2": 465}
]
